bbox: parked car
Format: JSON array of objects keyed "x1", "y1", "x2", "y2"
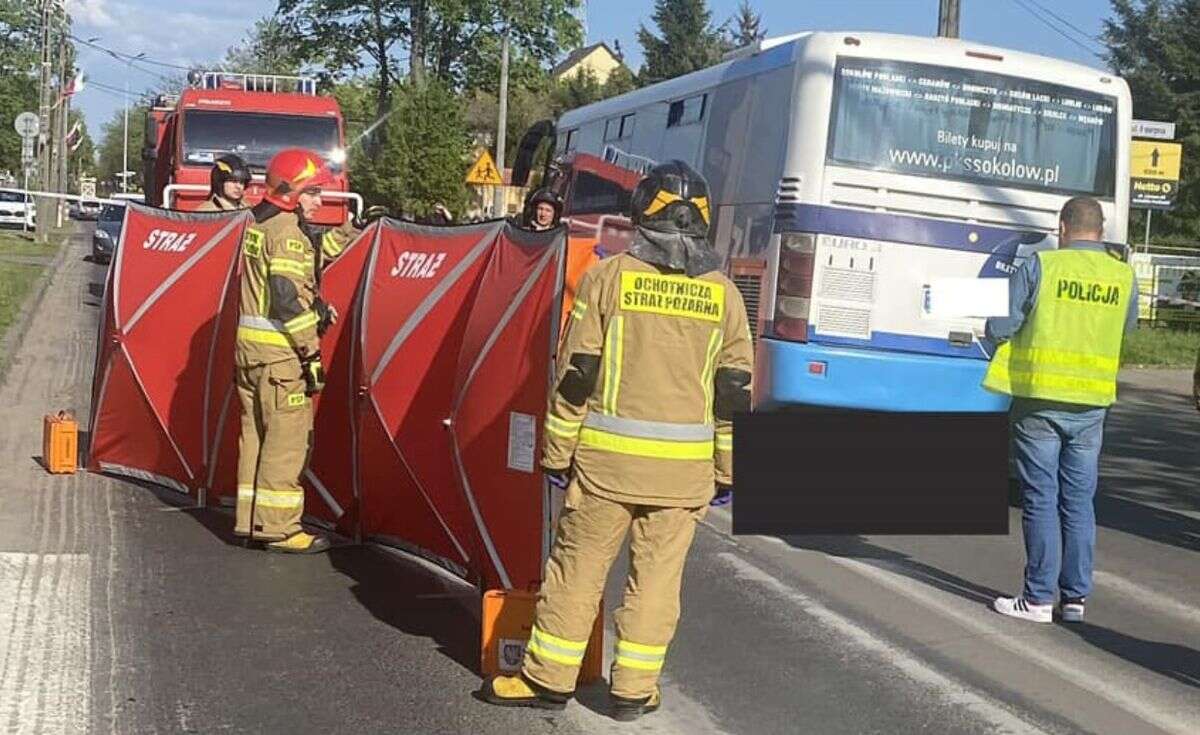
[
  {"x1": 0, "y1": 189, "x2": 35, "y2": 229},
  {"x1": 92, "y1": 203, "x2": 125, "y2": 263},
  {"x1": 76, "y1": 199, "x2": 101, "y2": 220}
]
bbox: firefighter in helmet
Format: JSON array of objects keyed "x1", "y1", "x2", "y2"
[
  {"x1": 524, "y1": 188, "x2": 562, "y2": 232},
  {"x1": 480, "y1": 161, "x2": 753, "y2": 720},
  {"x1": 196, "y1": 153, "x2": 251, "y2": 212},
  {"x1": 234, "y1": 148, "x2": 343, "y2": 554}
]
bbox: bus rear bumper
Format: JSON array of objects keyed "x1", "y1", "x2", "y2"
[{"x1": 754, "y1": 338, "x2": 1011, "y2": 413}]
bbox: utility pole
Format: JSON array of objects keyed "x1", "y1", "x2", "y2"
[
  {"x1": 938, "y1": 0, "x2": 961, "y2": 39},
  {"x1": 35, "y1": 0, "x2": 55, "y2": 243},
  {"x1": 52, "y1": 28, "x2": 70, "y2": 226},
  {"x1": 492, "y1": 29, "x2": 510, "y2": 218}
]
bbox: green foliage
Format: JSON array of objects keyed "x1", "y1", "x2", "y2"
[
  {"x1": 637, "y1": 0, "x2": 728, "y2": 86},
  {"x1": 350, "y1": 79, "x2": 471, "y2": 217},
  {"x1": 96, "y1": 106, "x2": 148, "y2": 191},
  {"x1": 1122, "y1": 326, "x2": 1200, "y2": 366},
  {"x1": 729, "y1": 1, "x2": 766, "y2": 48},
  {"x1": 222, "y1": 17, "x2": 307, "y2": 75},
  {"x1": 0, "y1": 0, "x2": 39, "y2": 178},
  {"x1": 1104, "y1": 0, "x2": 1200, "y2": 238}
]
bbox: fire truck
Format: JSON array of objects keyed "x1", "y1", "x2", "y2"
[{"x1": 142, "y1": 71, "x2": 359, "y2": 226}]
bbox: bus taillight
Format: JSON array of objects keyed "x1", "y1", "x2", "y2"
[{"x1": 773, "y1": 233, "x2": 814, "y2": 341}]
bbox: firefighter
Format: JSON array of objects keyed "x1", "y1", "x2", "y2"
[
  {"x1": 196, "y1": 154, "x2": 251, "y2": 211},
  {"x1": 523, "y1": 188, "x2": 562, "y2": 231},
  {"x1": 480, "y1": 161, "x2": 753, "y2": 720},
  {"x1": 234, "y1": 148, "x2": 342, "y2": 554}
]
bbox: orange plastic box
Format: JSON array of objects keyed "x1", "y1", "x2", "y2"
[
  {"x1": 481, "y1": 589, "x2": 604, "y2": 684},
  {"x1": 42, "y1": 411, "x2": 78, "y2": 475}
]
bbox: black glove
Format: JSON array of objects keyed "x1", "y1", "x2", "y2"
[
  {"x1": 301, "y1": 353, "x2": 325, "y2": 395},
  {"x1": 543, "y1": 465, "x2": 571, "y2": 490},
  {"x1": 710, "y1": 484, "x2": 733, "y2": 507},
  {"x1": 314, "y1": 298, "x2": 338, "y2": 337},
  {"x1": 353, "y1": 205, "x2": 390, "y2": 229}
]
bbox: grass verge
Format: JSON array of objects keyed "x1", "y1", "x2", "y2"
[
  {"x1": 0, "y1": 261, "x2": 46, "y2": 335},
  {"x1": 1122, "y1": 327, "x2": 1200, "y2": 368},
  {"x1": 0, "y1": 229, "x2": 63, "y2": 258}
]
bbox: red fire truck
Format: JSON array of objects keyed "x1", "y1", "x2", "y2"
[{"x1": 142, "y1": 71, "x2": 358, "y2": 226}]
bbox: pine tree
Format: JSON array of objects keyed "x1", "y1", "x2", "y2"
[
  {"x1": 637, "y1": 0, "x2": 727, "y2": 86},
  {"x1": 730, "y1": 0, "x2": 766, "y2": 47},
  {"x1": 1105, "y1": 0, "x2": 1200, "y2": 239}
]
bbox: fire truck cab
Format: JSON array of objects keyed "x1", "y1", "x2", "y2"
[{"x1": 142, "y1": 71, "x2": 357, "y2": 226}]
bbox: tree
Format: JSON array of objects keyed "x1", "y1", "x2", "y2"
[
  {"x1": 1104, "y1": 0, "x2": 1200, "y2": 238},
  {"x1": 275, "y1": 0, "x2": 410, "y2": 132},
  {"x1": 350, "y1": 79, "x2": 471, "y2": 216},
  {"x1": 729, "y1": 1, "x2": 765, "y2": 48},
  {"x1": 637, "y1": 0, "x2": 727, "y2": 86},
  {"x1": 0, "y1": 0, "x2": 40, "y2": 178},
  {"x1": 222, "y1": 17, "x2": 307, "y2": 75}
]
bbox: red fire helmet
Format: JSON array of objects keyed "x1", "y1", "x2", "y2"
[{"x1": 263, "y1": 148, "x2": 337, "y2": 210}]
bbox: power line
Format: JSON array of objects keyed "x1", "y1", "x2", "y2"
[
  {"x1": 68, "y1": 34, "x2": 192, "y2": 71},
  {"x1": 1008, "y1": 0, "x2": 1104, "y2": 60},
  {"x1": 1022, "y1": 0, "x2": 1106, "y2": 47}
]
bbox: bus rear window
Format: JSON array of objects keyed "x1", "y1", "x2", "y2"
[{"x1": 827, "y1": 58, "x2": 1117, "y2": 197}]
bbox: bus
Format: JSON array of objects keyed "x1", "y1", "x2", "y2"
[{"x1": 512, "y1": 32, "x2": 1129, "y2": 527}]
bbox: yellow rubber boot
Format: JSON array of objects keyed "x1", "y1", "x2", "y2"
[
  {"x1": 266, "y1": 531, "x2": 331, "y2": 555},
  {"x1": 478, "y1": 675, "x2": 569, "y2": 711},
  {"x1": 611, "y1": 687, "x2": 661, "y2": 722}
]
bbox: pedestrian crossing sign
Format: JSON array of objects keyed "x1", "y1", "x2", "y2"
[{"x1": 466, "y1": 150, "x2": 504, "y2": 186}]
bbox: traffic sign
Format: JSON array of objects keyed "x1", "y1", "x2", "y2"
[
  {"x1": 1130, "y1": 140, "x2": 1184, "y2": 210},
  {"x1": 13, "y1": 111, "x2": 38, "y2": 139},
  {"x1": 1132, "y1": 119, "x2": 1176, "y2": 141},
  {"x1": 466, "y1": 150, "x2": 504, "y2": 186}
]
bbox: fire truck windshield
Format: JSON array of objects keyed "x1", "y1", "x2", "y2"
[{"x1": 182, "y1": 110, "x2": 340, "y2": 170}]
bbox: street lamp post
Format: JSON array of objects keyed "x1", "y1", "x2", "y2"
[{"x1": 117, "y1": 50, "x2": 145, "y2": 193}]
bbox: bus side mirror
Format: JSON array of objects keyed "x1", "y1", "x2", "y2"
[{"x1": 511, "y1": 119, "x2": 556, "y2": 188}]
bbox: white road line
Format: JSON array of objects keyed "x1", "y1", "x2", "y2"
[
  {"x1": 717, "y1": 552, "x2": 1048, "y2": 735},
  {"x1": 1093, "y1": 570, "x2": 1200, "y2": 627},
  {"x1": 826, "y1": 554, "x2": 1199, "y2": 735},
  {"x1": 0, "y1": 552, "x2": 91, "y2": 735}
]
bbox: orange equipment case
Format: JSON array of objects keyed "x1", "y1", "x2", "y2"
[
  {"x1": 42, "y1": 411, "x2": 78, "y2": 474},
  {"x1": 481, "y1": 589, "x2": 604, "y2": 684}
]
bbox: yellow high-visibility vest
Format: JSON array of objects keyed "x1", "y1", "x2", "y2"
[{"x1": 983, "y1": 249, "x2": 1134, "y2": 407}]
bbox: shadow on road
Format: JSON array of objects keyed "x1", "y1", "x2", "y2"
[
  {"x1": 781, "y1": 535, "x2": 1005, "y2": 606},
  {"x1": 1062, "y1": 622, "x2": 1200, "y2": 689},
  {"x1": 1100, "y1": 377, "x2": 1200, "y2": 552},
  {"x1": 328, "y1": 545, "x2": 482, "y2": 676}
]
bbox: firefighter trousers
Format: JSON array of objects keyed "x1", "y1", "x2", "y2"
[
  {"x1": 522, "y1": 482, "x2": 705, "y2": 699},
  {"x1": 235, "y1": 359, "x2": 312, "y2": 541}
]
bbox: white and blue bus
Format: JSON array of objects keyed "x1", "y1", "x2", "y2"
[{"x1": 516, "y1": 31, "x2": 1129, "y2": 416}]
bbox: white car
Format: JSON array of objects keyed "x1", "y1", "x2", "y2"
[{"x1": 0, "y1": 189, "x2": 35, "y2": 229}]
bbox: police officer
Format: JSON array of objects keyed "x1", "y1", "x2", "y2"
[
  {"x1": 524, "y1": 189, "x2": 562, "y2": 231},
  {"x1": 196, "y1": 154, "x2": 251, "y2": 211},
  {"x1": 234, "y1": 148, "x2": 342, "y2": 554},
  {"x1": 984, "y1": 196, "x2": 1137, "y2": 623},
  {"x1": 480, "y1": 161, "x2": 753, "y2": 720}
]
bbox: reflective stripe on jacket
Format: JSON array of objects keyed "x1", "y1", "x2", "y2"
[
  {"x1": 543, "y1": 253, "x2": 753, "y2": 507},
  {"x1": 236, "y1": 211, "x2": 326, "y2": 366},
  {"x1": 983, "y1": 249, "x2": 1134, "y2": 407}
]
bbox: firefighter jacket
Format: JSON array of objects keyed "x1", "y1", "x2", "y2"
[
  {"x1": 543, "y1": 253, "x2": 754, "y2": 507},
  {"x1": 195, "y1": 194, "x2": 245, "y2": 212},
  {"x1": 236, "y1": 211, "x2": 335, "y2": 367}
]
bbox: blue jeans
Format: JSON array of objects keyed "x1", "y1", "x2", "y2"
[{"x1": 1011, "y1": 399, "x2": 1106, "y2": 604}]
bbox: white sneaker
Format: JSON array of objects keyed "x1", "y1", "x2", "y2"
[
  {"x1": 1060, "y1": 599, "x2": 1086, "y2": 623},
  {"x1": 992, "y1": 596, "x2": 1052, "y2": 623}
]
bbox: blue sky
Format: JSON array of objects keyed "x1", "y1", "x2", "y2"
[{"x1": 68, "y1": 0, "x2": 1116, "y2": 141}]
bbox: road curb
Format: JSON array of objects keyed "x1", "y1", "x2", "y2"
[{"x1": 0, "y1": 230, "x2": 76, "y2": 389}]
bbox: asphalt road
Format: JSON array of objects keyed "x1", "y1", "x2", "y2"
[{"x1": 0, "y1": 222, "x2": 1196, "y2": 734}]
